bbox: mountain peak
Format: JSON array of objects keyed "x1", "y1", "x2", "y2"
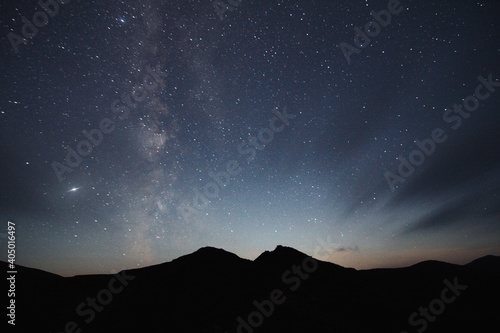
[
  {"x1": 193, "y1": 246, "x2": 229, "y2": 255},
  {"x1": 272, "y1": 244, "x2": 305, "y2": 255},
  {"x1": 177, "y1": 246, "x2": 240, "y2": 260},
  {"x1": 171, "y1": 246, "x2": 248, "y2": 270},
  {"x1": 255, "y1": 245, "x2": 309, "y2": 266},
  {"x1": 465, "y1": 255, "x2": 500, "y2": 273}
]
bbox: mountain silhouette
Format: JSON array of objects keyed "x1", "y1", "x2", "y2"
[{"x1": 4, "y1": 246, "x2": 499, "y2": 332}]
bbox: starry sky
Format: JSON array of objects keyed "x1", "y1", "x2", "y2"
[{"x1": 1, "y1": 0, "x2": 499, "y2": 276}]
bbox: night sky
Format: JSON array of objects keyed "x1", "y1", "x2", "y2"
[{"x1": 1, "y1": 0, "x2": 499, "y2": 276}]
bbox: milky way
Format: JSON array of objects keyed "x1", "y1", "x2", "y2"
[{"x1": 0, "y1": 0, "x2": 499, "y2": 276}]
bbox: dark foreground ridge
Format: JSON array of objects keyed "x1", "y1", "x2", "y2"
[{"x1": 4, "y1": 246, "x2": 499, "y2": 332}]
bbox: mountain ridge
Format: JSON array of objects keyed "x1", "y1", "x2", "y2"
[
  {"x1": 1, "y1": 246, "x2": 499, "y2": 277},
  {"x1": 2, "y1": 247, "x2": 500, "y2": 332}
]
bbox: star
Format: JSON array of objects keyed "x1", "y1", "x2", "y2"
[
  {"x1": 117, "y1": 17, "x2": 127, "y2": 25},
  {"x1": 0, "y1": 0, "x2": 497, "y2": 278}
]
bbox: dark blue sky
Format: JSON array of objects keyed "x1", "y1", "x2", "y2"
[{"x1": 1, "y1": 0, "x2": 499, "y2": 276}]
